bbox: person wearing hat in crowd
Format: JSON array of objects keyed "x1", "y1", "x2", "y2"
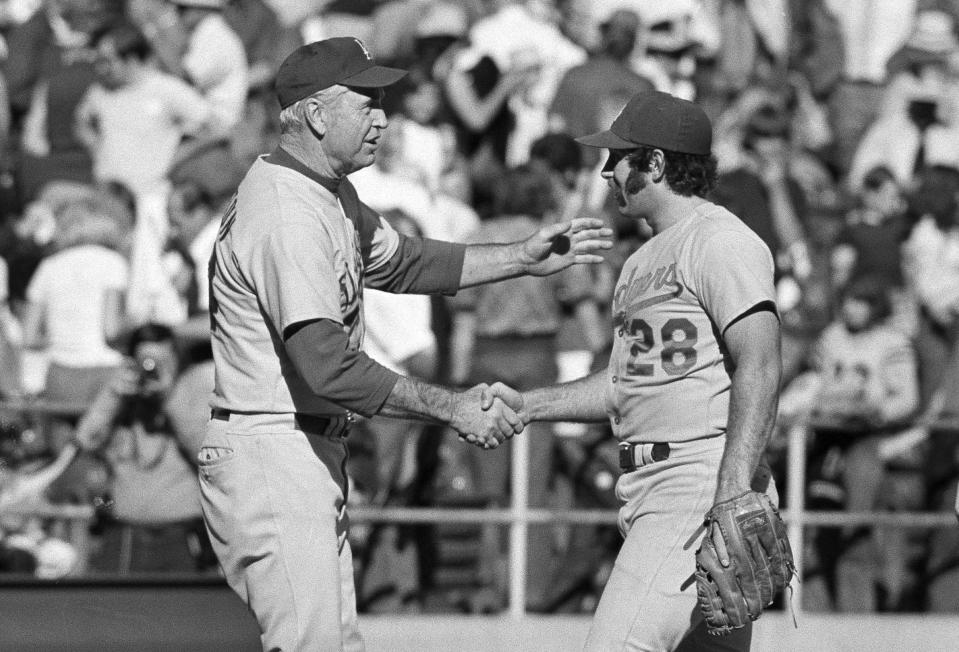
[
  {"x1": 848, "y1": 7, "x2": 959, "y2": 191},
  {"x1": 484, "y1": 89, "x2": 787, "y2": 649},
  {"x1": 549, "y1": 7, "x2": 654, "y2": 170},
  {"x1": 197, "y1": 37, "x2": 612, "y2": 650}
]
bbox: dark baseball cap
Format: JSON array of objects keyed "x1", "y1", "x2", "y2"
[
  {"x1": 275, "y1": 37, "x2": 407, "y2": 109},
  {"x1": 576, "y1": 91, "x2": 712, "y2": 155}
]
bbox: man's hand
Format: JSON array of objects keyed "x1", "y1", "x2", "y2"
[
  {"x1": 110, "y1": 359, "x2": 145, "y2": 397},
  {"x1": 479, "y1": 382, "x2": 528, "y2": 420},
  {"x1": 522, "y1": 218, "x2": 613, "y2": 277},
  {"x1": 450, "y1": 384, "x2": 526, "y2": 449}
]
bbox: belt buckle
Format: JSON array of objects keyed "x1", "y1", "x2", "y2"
[{"x1": 618, "y1": 441, "x2": 637, "y2": 472}]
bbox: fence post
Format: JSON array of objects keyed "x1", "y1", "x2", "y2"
[
  {"x1": 786, "y1": 421, "x2": 807, "y2": 613},
  {"x1": 508, "y1": 429, "x2": 531, "y2": 618}
]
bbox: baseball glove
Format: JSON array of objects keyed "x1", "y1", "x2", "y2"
[{"x1": 694, "y1": 490, "x2": 795, "y2": 636}]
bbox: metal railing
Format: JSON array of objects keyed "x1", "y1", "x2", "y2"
[{"x1": 1, "y1": 416, "x2": 957, "y2": 618}]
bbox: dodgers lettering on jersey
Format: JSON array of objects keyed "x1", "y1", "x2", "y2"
[{"x1": 606, "y1": 203, "x2": 776, "y2": 443}]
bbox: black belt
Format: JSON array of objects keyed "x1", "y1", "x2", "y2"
[
  {"x1": 210, "y1": 408, "x2": 352, "y2": 438},
  {"x1": 619, "y1": 441, "x2": 670, "y2": 472}
]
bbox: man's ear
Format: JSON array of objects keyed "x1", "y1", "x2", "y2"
[
  {"x1": 650, "y1": 149, "x2": 666, "y2": 183},
  {"x1": 303, "y1": 97, "x2": 327, "y2": 139}
]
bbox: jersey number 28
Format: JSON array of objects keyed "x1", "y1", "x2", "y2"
[{"x1": 626, "y1": 318, "x2": 698, "y2": 376}]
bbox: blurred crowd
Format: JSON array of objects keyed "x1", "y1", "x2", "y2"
[{"x1": 0, "y1": 0, "x2": 956, "y2": 617}]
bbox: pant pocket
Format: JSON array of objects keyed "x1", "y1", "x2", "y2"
[{"x1": 198, "y1": 446, "x2": 236, "y2": 466}]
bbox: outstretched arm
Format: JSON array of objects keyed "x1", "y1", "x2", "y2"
[
  {"x1": 285, "y1": 319, "x2": 526, "y2": 448},
  {"x1": 458, "y1": 218, "x2": 612, "y2": 288},
  {"x1": 378, "y1": 377, "x2": 525, "y2": 448},
  {"x1": 715, "y1": 307, "x2": 782, "y2": 503},
  {"x1": 484, "y1": 368, "x2": 611, "y2": 424}
]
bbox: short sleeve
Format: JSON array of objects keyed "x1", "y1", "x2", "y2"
[
  {"x1": 250, "y1": 219, "x2": 344, "y2": 335},
  {"x1": 695, "y1": 229, "x2": 777, "y2": 332},
  {"x1": 363, "y1": 212, "x2": 401, "y2": 272}
]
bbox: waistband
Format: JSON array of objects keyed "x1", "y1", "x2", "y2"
[
  {"x1": 618, "y1": 434, "x2": 725, "y2": 472},
  {"x1": 619, "y1": 441, "x2": 670, "y2": 472},
  {"x1": 210, "y1": 408, "x2": 353, "y2": 439}
]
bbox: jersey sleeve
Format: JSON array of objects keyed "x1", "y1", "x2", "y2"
[
  {"x1": 351, "y1": 193, "x2": 466, "y2": 293},
  {"x1": 250, "y1": 216, "x2": 345, "y2": 336},
  {"x1": 359, "y1": 204, "x2": 402, "y2": 273},
  {"x1": 365, "y1": 233, "x2": 466, "y2": 295},
  {"x1": 694, "y1": 228, "x2": 777, "y2": 332}
]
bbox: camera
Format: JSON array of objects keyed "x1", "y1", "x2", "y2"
[{"x1": 907, "y1": 98, "x2": 939, "y2": 130}]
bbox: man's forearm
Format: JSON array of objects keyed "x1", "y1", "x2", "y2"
[
  {"x1": 716, "y1": 362, "x2": 780, "y2": 502},
  {"x1": 459, "y1": 242, "x2": 527, "y2": 288},
  {"x1": 378, "y1": 375, "x2": 454, "y2": 424},
  {"x1": 524, "y1": 369, "x2": 609, "y2": 423},
  {"x1": 379, "y1": 376, "x2": 525, "y2": 449}
]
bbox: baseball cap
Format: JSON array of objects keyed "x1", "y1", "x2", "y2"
[
  {"x1": 576, "y1": 91, "x2": 712, "y2": 155},
  {"x1": 275, "y1": 37, "x2": 407, "y2": 109}
]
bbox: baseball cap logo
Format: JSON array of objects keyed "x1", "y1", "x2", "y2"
[{"x1": 353, "y1": 38, "x2": 372, "y2": 61}]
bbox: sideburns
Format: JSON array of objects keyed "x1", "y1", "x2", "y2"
[{"x1": 625, "y1": 167, "x2": 647, "y2": 195}]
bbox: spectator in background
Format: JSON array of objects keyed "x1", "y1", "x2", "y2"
[
  {"x1": 630, "y1": 0, "x2": 720, "y2": 101},
  {"x1": 713, "y1": 89, "x2": 811, "y2": 284},
  {"x1": 831, "y1": 166, "x2": 910, "y2": 296},
  {"x1": 797, "y1": 276, "x2": 921, "y2": 612},
  {"x1": 825, "y1": 0, "x2": 918, "y2": 172},
  {"x1": 378, "y1": 66, "x2": 466, "y2": 201},
  {"x1": 449, "y1": 163, "x2": 601, "y2": 611},
  {"x1": 409, "y1": 1, "x2": 469, "y2": 83},
  {"x1": 369, "y1": 0, "x2": 436, "y2": 64},
  {"x1": 222, "y1": 0, "x2": 297, "y2": 95},
  {"x1": 528, "y1": 133, "x2": 609, "y2": 387},
  {"x1": 5, "y1": 0, "x2": 122, "y2": 201},
  {"x1": 166, "y1": 168, "x2": 237, "y2": 316},
  {"x1": 442, "y1": 18, "x2": 539, "y2": 212},
  {"x1": 22, "y1": 197, "x2": 128, "y2": 406},
  {"x1": 902, "y1": 164, "x2": 959, "y2": 409},
  {"x1": 75, "y1": 22, "x2": 211, "y2": 199},
  {"x1": 222, "y1": 0, "x2": 299, "y2": 165},
  {"x1": 349, "y1": 115, "x2": 479, "y2": 244},
  {"x1": 548, "y1": 8, "x2": 653, "y2": 170},
  {"x1": 139, "y1": 0, "x2": 247, "y2": 198},
  {"x1": 39, "y1": 323, "x2": 213, "y2": 573},
  {"x1": 847, "y1": 7, "x2": 959, "y2": 190},
  {"x1": 786, "y1": 0, "x2": 845, "y2": 103},
  {"x1": 162, "y1": 0, "x2": 246, "y2": 142},
  {"x1": 73, "y1": 19, "x2": 217, "y2": 328},
  {"x1": 443, "y1": 0, "x2": 585, "y2": 216}
]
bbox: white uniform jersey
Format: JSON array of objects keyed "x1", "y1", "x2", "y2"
[{"x1": 606, "y1": 203, "x2": 776, "y2": 443}]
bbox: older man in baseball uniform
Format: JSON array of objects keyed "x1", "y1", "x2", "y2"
[
  {"x1": 488, "y1": 91, "x2": 783, "y2": 650},
  {"x1": 198, "y1": 37, "x2": 612, "y2": 651}
]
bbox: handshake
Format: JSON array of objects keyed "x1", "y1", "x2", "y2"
[{"x1": 449, "y1": 382, "x2": 529, "y2": 449}]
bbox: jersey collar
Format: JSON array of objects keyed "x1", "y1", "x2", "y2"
[{"x1": 264, "y1": 147, "x2": 341, "y2": 194}]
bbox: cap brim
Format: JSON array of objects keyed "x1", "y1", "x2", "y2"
[
  {"x1": 574, "y1": 130, "x2": 637, "y2": 149},
  {"x1": 341, "y1": 65, "x2": 408, "y2": 88}
]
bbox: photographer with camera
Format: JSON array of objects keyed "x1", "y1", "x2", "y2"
[{"x1": 23, "y1": 323, "x2": 214, "y2": 574}]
